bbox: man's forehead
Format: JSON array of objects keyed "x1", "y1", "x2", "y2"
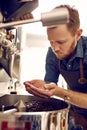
[{"x1": 47, "y1": 24, "x2": 67, "y2": 31}]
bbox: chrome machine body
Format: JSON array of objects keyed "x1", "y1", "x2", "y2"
[
  {"x1": 0, "y1": 0, "x2": 38, "y2": 83},
  {"x1": 0, "y1": 94, "x2": 69, "y2": 130},
  {"x1": 0, "y1": 1, "x2": 69, "y2": 130}
]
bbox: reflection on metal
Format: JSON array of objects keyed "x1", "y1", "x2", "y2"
[
  {"x1": 14, "y1": 99, "x2": 26, "y2": 112},
  {"x1": 0, "y1": 0, "x2": 38, "y2": 84},
  {"x1": 0, "y1": 7, "x2": 69, "y2": 28},
  {"x1": 0, "y1": 0, "x2": 38, "y2": 22},
  {"x1": 0, "y1": 95, "x2": 69, "y2": 130},
  {"x1": 0, "y1": 68, "x2": 10, "y2": 82},
  {"x1": 41, "y1": 7, "x2": 69, "y2": 27},
  {"x1": 0, "y1": 31, "x2": 20, "y2": 81}
]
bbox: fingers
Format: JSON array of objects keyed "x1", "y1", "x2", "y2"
[
  {"x1": 45, "y1": 82, "x2": 56, "y2": 89},
  {"x1": 24, "y1": 81, "x2": 49, "y2": 98},
  {"x1": 26, "y1": 86, "x2": 49, "y2": 98},
  {"x1": 28, "y1": 84, "x2": 51, "y2": 98},
  {"x1": 24, "y1": 80, "x2": 46, "y2": 90},
  {"x1": 23, "y1": 81, "x2": 57, "y2": 98}
]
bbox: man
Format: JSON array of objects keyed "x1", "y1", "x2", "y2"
[{"x1": 24, "y1": 5, "x2": 87, "y2": 130}]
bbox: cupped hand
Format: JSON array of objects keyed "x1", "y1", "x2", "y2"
[
  {"x1": 23, "y1": 79, "x2": 47, "y2": 97},
  {"x1": 24, "y1": 79, "x2": 46, "y2": 89},
  {"x1": 24, "y1": 80, "x2": 57, "y2": 98}
]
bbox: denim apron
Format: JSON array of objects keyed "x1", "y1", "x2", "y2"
[{"x1": 59, "y1": 60, "x2": 87, "y2": 130}]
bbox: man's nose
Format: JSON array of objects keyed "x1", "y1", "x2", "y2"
[{"x1": 52, "y1": 42, "x2": 60, "y2": 52}]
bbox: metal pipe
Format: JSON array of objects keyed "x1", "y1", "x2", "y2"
[
  {"x1": 0, "y1": 7, "x2": 69, "y2": 28},
  {"x1": 0, "y1": 19, "x2": 40, "y2": 28}
]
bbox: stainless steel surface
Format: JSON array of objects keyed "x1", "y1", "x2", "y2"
[
  {"x1": 0, "y1": 0, "x2": 38, "y2": 22},
  {"x1": 0, "y1": 0, "x2": 39, "y2": 83},
  {"x1": 0, "y1": 68, "x2": 10, "y2": 82},
  {"x1": 0, "y1": 7, "x2": 69, "y2": 28},
  {"x1": 0, "y1": 31, "x2": 20, "y2": 80},
  {"x1": 14, "y1": 108, "x2": 68, "y2": 130},
  {"x1": 0, "y1": 19, "x2": 40, "y2": 28},
  {"x1": 0, "y1": 95, "x2": 69, "y2": 130},
  {"x1": 41, "y1": 7, "x2": 69, "y2": 27},
  {"x1": 0, "y1": 54, "x2": 20, "y2": 81}
]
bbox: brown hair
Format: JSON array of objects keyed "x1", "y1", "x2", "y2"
[{"x1": 55, "y1": 5, "x2": 80, "y2": 36}]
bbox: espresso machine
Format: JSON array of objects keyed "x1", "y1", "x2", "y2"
[{"x1": 0, "y1": 1, "x2": 70, "y2": 129}]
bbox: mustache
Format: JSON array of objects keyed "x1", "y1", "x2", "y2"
[
  {"x1": 54, "y1": 50, "x2": 62, "y2": 55},
  {"x1": 51, "y1": 48, "x2": 60, "y2": 54}
]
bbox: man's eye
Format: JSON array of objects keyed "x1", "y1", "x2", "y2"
[
  {"x1": 50, "y1": 41, "x2": 66, "y2": 44},
  {"x1": 57, "y1": 41, "x2": 65, "y2": 44}
]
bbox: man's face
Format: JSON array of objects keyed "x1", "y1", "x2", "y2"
[{"x1": 47, "y1": 24, "x2": 81, "y2": 60}]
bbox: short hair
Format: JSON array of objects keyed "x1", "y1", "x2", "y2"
[{"x1": 53, "y1": 5, "x2": 80, "y2": 36}]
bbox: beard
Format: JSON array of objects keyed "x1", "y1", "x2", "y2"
[{"x1": 53, "y1": 40, "x2": 76, "y2": 60}]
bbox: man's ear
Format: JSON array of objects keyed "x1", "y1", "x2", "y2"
[{"x1": 77, "y1": 29, "x2": 83, "y2": 40}]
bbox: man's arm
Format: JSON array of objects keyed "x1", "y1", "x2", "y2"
[
  {"x1": 54, "y1": 85, "x2": 87, "y2": 108},
  {"x1": 24, "y1": 81, "x2": 87, "y2": 109}
]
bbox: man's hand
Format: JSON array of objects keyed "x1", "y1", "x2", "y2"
[
  {"x1": 24, "y1": 80, "x2": 57, "y2": 98},
  {"x1": 24, "y1": 79, "x2": 47, "y2": 97}
]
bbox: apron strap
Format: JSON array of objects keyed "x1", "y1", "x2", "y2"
[
  {"x1": 58, "y1": 57, "x2": 87, "y2": 85},
  {"x1": 78, "y1": 58, "x2": 87, "y2": 84}
]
